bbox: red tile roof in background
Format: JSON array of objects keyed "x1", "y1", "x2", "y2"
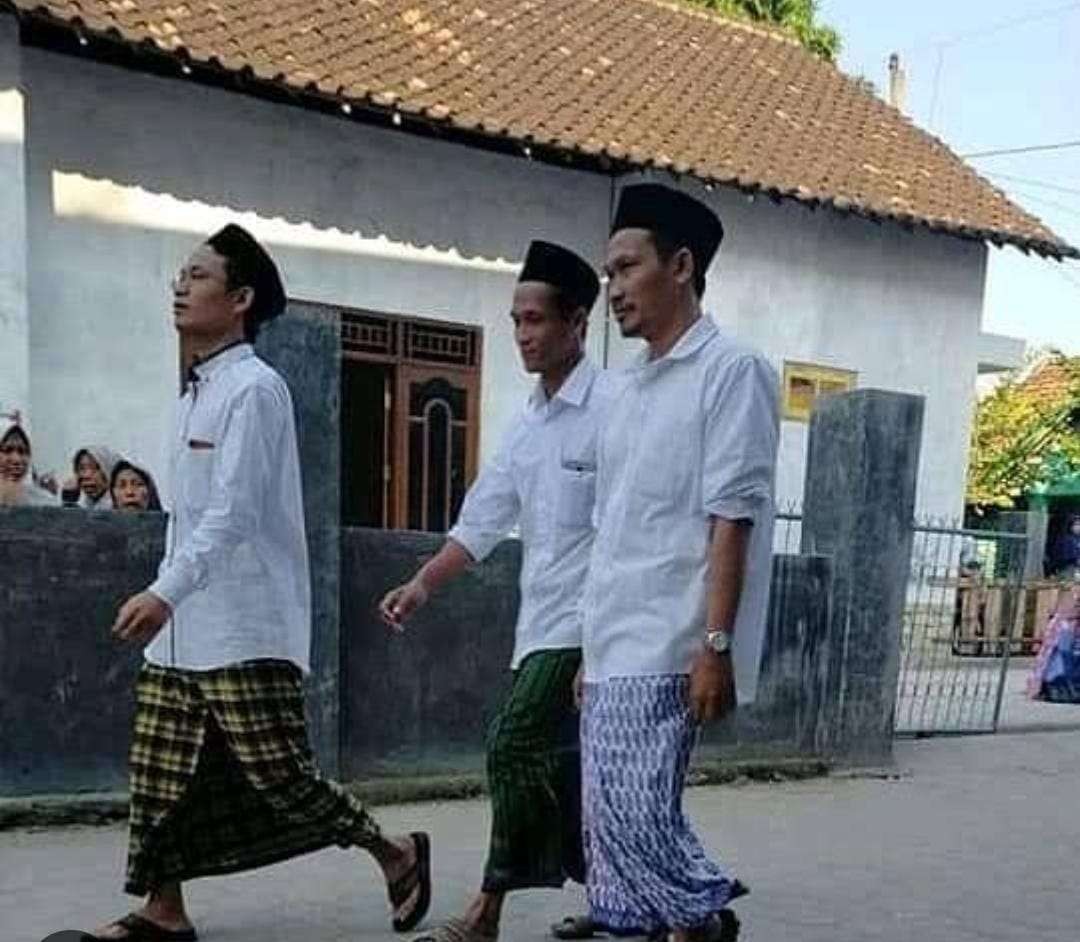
[
  {"x1": 1021, "y1": 356, "x2": 1080, "y2": 410},
  {"x1": 7, "y1": 0, "x2": 1077, "y2": 259}
]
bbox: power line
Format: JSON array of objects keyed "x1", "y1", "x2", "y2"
[
  {"x1": 928, "y1": 47, "x2": 945, "y2": 131},
  {"x1": 1003, "y1": 188, "x2": 1080, "y2": 221},
  {"x1": 985, "y1": 172, "x2": 1080, "y2": 198},
  {"x1": 906, "y1": 1, "x2": 1080, "y2": 53},
  {"x1": 963, "y1": 140, "x2": 1080, "y2": 159}
]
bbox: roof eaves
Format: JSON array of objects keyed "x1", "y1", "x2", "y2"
[{"x1": 6, "y1": 2, "x2": 1079, "y2": 261}]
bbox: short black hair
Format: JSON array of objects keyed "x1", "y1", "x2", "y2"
[
  {"x1": 218, "y1": 254, "x2": 260, "y2": 342},
  {"x1": 1, "y1": 425, "x2": 30, "y2": 450},
  {"x1": 206, "y1": 224, "x2": 286, "y2": 342},
  {"x1": 552, "y1": 285, "x2": 589, "y2": 324},
  {"x1": 649, "y1": 229, "x2": 707, "y2": 297}
]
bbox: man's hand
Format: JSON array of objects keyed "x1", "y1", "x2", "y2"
[
  {"x1": 378, "y1": 579, "x2": 430, "y2": 631},
  {"x1": 689, "y1": 648, "x2": 736, "y2": 724},
  {"x1": 572, "y1": 664, "x2": 584, "y2": 711},
  {"x1": 112, "y1": 591, "x2": 171, "y2": 645}
]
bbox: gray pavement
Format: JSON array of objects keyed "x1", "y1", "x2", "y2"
[
  {"x1": 896, "y1": 660, "x2": 1080, "y2": 734},
  {"x1": 5, "y1": 729, "x2": 1079, "y2": 942},
  {"x1": 1000, "y1": 660, "x2": 1080, "y2": 730}
]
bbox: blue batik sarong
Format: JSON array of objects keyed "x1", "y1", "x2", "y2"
[{"x1": 581, "y1": 675, "x2": 745, "y2": 934}]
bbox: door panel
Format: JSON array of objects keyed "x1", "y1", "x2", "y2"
[{"x1": 394, "y1": 365, "x2": 478, "y2": 532}]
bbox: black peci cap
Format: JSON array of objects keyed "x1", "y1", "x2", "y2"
[
  {"x1": 611, "y1": 183, "x2": 724, "y2": 274},
  {"x1": 519, "y1": 240, "x2": 601, "y2": 311}
]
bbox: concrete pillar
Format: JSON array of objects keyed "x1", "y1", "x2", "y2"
[
  {"x1": 705, "y1": 553, "x2": 835, "y2": 758},
  {"x1": 801, "y1": 390, "x2": 924, "y2": 762},
  {"x1": 997, "y1": 509, "x2": 1049, "y2": 580},
  {"x1": 0, "y1": 17, "x2": 30, "y2": 415},
  {"x1": 257, "y1": 302, "x2": 342, "y2": 775}
]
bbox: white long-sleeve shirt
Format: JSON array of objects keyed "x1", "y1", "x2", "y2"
[
  {"x1": 583, "y1": 315, "x2": 780, "y2": 704},
  {"x1": 449, "y1": 357, "x2": 620, "y2": 668},
  {"x1": 146, "y1": 343, "x2": 312, "y2": 673}
]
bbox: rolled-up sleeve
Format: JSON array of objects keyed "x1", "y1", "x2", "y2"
[
  {"x1": 448, "y1": 427, "x2": 522, "y2": 563},
  {"x1": 701, "y1": 352, "x2": 780, "y2": 521},
  {"x1": 149, "y1": 384, "x2": 284, "y2": 609}
]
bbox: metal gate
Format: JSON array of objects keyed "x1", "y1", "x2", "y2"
[{"x1": 895, "y1": 521, "x2": 1028, "y2": 735}]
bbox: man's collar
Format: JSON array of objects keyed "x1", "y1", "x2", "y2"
[
  {"x1": 634, "y1": 314, "x2": 717, "y2": 369},
  {"x1": 528, "y1": 357, "x2": 598, "y2": 410},
  {"x1": 188, "y1": 340, "x2": 252, "y2": 384}
]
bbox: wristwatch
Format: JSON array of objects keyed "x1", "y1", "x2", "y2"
[{"x1": 704, "y1": 628, "x2": 733, "y2": 655}]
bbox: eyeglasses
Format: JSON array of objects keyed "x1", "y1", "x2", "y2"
[{"x1": 171, "y1": 267, "x2": 227, "y2": 292}]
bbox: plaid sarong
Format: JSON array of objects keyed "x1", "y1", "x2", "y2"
[
  {"x1": 481, "y1": 648, "x2": 584, "y2": 893},
  {"x1": 582, "y1": 676, "x2": 742, "y2": 934},
  {"x1": 125, "y1": 660, "x2": 382, "y2": 896}
]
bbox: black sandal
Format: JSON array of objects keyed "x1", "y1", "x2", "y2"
[
  {"x1": 551, "y1": 914, "x2": 601, "y2": 939},
  {"x1": 689, "y1": 910, "x2": 740, "y2": 942},
  {"x1": 388, "y1": 831, "x2": 432, "y2": 933},
  {"x1": 551, "y1": 914, "x2": 658, "y2": 940},
  {"x1": 92, "y1": 913, "x2": 198, "y2": 941}
]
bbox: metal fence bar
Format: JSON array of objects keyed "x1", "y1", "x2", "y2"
[
  {"x1": 896, "y1": 527, "x2": 925, "y2": 731},
  {"x1": 918, "y1": 525, "x2": 954, "y2": 733},
  {"x1": 899, "y1": 519, "x2": 1027, "y2": 736},
  {"x1": 765, "y1": 509, "x2": 1027, "y2": 737}
]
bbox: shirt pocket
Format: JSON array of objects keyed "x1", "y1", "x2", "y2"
[
  {"x1": 634, "y1": 420, "x2": 697, "y2": 506},
  {"x1": 180, "y1": 445, "x2": 215, "y2": 509},
  {"x1": 556, "y1": 466, "x2": 597, "y2": 528}
]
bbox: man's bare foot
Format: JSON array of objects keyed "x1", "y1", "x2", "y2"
[
  {"x1": 93, "y1": 886, "x2": 195, "y2": 939},
  {"x1": 461, "y1": 889, "x2": 504, "y2": 936},
  {"x1": 92, "y1": 909, "x2": 196, "y2": 940},
  {"x1": 374, "y1": 831, "x2": 431, "y2": 930}
]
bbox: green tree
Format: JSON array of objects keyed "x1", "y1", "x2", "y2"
[
  {"x1": 967, "y1": 355, "x2": 1080, "y2": 508},
  {"x1": 687, "y1": 0, "x2": 842, "y2": 61}
]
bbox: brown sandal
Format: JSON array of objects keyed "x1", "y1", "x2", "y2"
[
  {"x1": 388, "y1": 831, "x2": 432, "y2": 933},
  {"x1": 92, "y1": 913, "x2": 198, "y2": 941}
]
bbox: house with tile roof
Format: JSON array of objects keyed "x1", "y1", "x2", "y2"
[
  {"x1": 0, "y1": 0, "x2": 1075, "y2": 525},
  {"x1": 1009, "y1": 354, "x2": 1080, "y2": 526}
]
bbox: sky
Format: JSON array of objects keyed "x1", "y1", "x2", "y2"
[{"x1": 823, "y1": 0, "x2": 1080, "y2": 355}]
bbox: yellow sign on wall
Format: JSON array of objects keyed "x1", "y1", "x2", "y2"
[{"x1": 782, "y1": 361, "x2": 858, "y2": 422}]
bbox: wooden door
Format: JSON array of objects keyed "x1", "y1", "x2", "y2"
[{"x1": 392, "y1": 364, "x2": 480, "y2": 532}]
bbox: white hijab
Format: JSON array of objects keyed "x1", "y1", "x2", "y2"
[
  {"x1": 0, "y1": 414, "x2": 58, "y2": 507},
  {"x1": 73, "y1": 445, "x2": 122, "y2": 509}
]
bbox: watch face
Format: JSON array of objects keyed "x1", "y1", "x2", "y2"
[{"x1": 706, "y1": 630, "x2": 731, "y2": 653}]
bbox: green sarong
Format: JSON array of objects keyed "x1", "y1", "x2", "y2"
[{"x1": 482, "y1": 648, "x2": 584, "y2": 892}]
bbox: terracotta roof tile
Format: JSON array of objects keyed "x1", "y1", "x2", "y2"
[
  {"x1": 8, "y1": 0, "x2": 1077, "y2": 257},
  {"x1": 1021, "y1": 357, "x2": 1080, "y2": 410}
]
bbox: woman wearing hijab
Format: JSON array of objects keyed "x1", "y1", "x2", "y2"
[
  {"x1": 1028, "y1": 580, "x2": 1080, "y2": 703},
  {"x1": 0, "y1": 413, "x2": 58, "y2": 507},
  {"x1": 1048, "y1": 515, "x2": 1080, "y2": 579},
  {"x1": 110, "y1": 460, "x2": 163, "y2": 513},
  {"x1": 63, "y1": 445, "x2": 121, "y2": 509}
]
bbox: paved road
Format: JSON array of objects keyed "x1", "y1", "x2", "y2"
[
  {"x1": 896, "y1": 659, "x2": 1080, "y2": 733},
  {"x1": 5, "y1": 729, "x2": 1078, "y2": 942}
]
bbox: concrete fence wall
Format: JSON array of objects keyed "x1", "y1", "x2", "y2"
[
  {"x1": 0, "y1": 388, "x2": 922, "y2": 797},
  {"x1": 1, "y1": 510, "x2": 837, "y2": 796}
]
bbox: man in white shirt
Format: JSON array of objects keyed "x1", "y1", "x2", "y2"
[
  {"x1": 94, "y1": 225, "x2": 430, "y2": 942},
  {"x1": 379, "y1": 241, "x2": 610, "y2": 942},
  {"x1": 581, "y1": 184, "x2": 780, "y2": 942}
]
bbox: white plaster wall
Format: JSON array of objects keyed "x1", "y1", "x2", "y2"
[
  {"x1": 21, "y1": 48, "x2": 611, "y2": 488},
  {"x1": 0, "y1": 19, "x2": 29, "y2": 418},
  {"x1": 21, "y1": 47, "x2": 987, "y2": 518},
  {"x1": 605, "y1": 178, "x2": 988, "y2": 518}
]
